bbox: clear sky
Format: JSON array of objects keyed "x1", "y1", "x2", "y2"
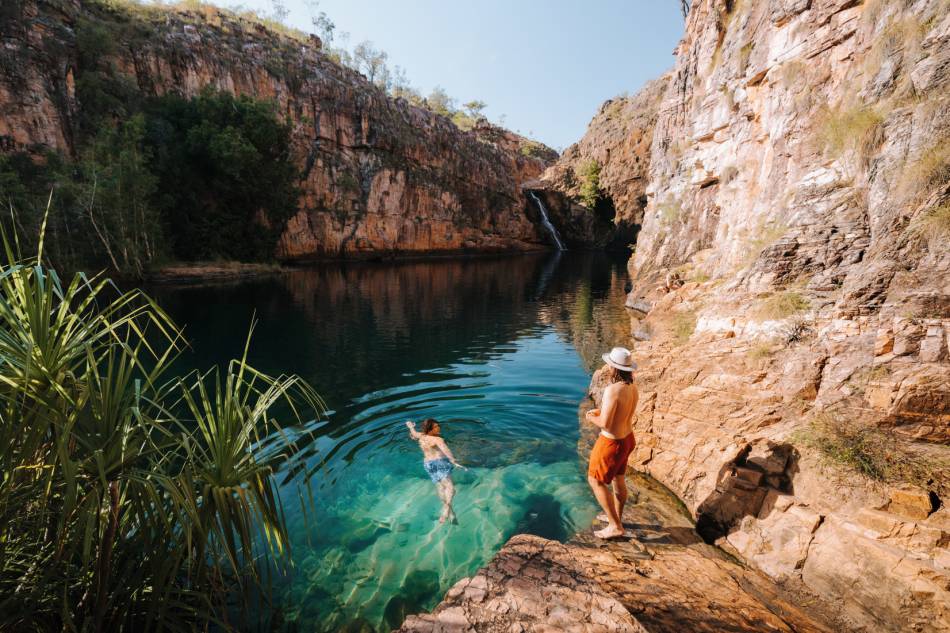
[{"x1": 226, "y1": 1, "x2": 684, "y2": 150}]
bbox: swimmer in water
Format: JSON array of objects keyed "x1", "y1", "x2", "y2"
[{"x1": 407, "y1": 418, "x2": 466, "y2": 524}]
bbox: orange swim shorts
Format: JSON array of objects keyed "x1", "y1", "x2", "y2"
[{"x1": 588, "y1": 433, "x2": 636, "y2": 484}]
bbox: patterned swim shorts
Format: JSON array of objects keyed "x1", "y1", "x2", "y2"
[{"x1": 423, "y1": 457, "x2": 454, "y2": 483}]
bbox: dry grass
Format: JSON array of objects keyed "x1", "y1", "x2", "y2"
[
  {"x1": 739, "y1": 41, "x2": 754, "y2": 72},
  {"x1": 658, "y1": 200, "x2": 685, "y2": 226},
  {"x1": 816, "y1": 104, "x2": 885, "y2": 160},
  {"x1": 902, "y1": 142, "x2": 950, "y2": 198},
  {"x1": 794, "y1": 412, "x2": 950, "y2": 494},
  {"x1": 670, "y1": 311, "x2": 697, "y2": 346},
  {"x1": 748, "y1": 340, "x2": 778, "y2": 360},
  {"x1": 910, "y1": 203, "x2": 950, "y2": 249},
  {"x1": 756, "y1": 290, "x2": 809, "y2": 320}
]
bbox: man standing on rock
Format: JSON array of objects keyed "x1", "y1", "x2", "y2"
[{"x1": 585, "y1": 347, "x2": 638, "y2": 539}]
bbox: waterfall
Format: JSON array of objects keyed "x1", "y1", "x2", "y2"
[{"x1": 528, "y1": 191, "x2": 566, "y2": 251}]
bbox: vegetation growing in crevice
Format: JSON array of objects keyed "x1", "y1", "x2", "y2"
[
  {"x1": 794, "y1": 412, "x2": 950, "y2": 495},
  {"x1": 748, "y1": 339, "x2": 779, "y2": 361},
  {"x1": 576, "y1": 159, "x2": 604, "y2": 208},
  {"x1": 756, "y1": 290, "x2": 810, "y2": 320},
  {"x1": 657, "y1": 199, "x2": 685, "y2": 226},
  {"x1": 910, "y1": 202, "x2": 950, "y2": 248},
  {"x1": 815, "y1": 104, "x2": 885, "y2": 161},
  {"x1": 901, "y1": 141, "x2": 950, "y2": 201},
  {"x1": 670, "y1": 310, "x2": 697, "y2": 346}
]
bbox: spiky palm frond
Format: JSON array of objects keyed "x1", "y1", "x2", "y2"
[{"x1": 0, "y1": 234, "x2": 324, "y2": 632}]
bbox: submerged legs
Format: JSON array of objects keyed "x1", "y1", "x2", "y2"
[{"x1": 436, "y1": 477, "x2": 456, "y2": 524}]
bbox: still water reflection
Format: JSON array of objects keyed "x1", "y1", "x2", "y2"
[{"x1": 149, "y1": 252, "x2": 631, "y2": 632}]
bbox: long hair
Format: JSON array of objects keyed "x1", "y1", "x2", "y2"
[
  {"x1": 422, "y1": 418, "x2": 440, "y2": 435},
  {"x1": 606, "y1": 365, "x2": 633, "y2": 385}
]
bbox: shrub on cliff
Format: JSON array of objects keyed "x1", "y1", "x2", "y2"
[
  {"x1": 755, "y1": 290, "x2": 809, "y2": 320},
  {"x1": 910, "y1": 203, "x2": 950, "y2": 249},
  {"x1": 815, "y1": 104, "x2": 884, "y2": 162},
  {"x1": 576, "y1": 159, "x2": 603, "y2": 209},
  {"x1": 144, "y1": 89, "x2": 300, "y2": 261},
  {"x1": 0, "y1": 90, "x2": 299, "y2": 273},
  {"x1": 0, "y1": 238, "x2": 324, "y2": 631}
]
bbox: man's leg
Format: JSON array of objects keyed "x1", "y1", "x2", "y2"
[
  {"x1": 588, "y1": 476, "x2": 623, "y2": 538},
  {"x1": 613, "y1": 474, "x2": 628, "y2": 520},
  {"x1": 443, "y1": 477, "x2": 456, "y2": 522},
  {"x1": 437, "y1": 478, "x2": 456, "y2": 523}
]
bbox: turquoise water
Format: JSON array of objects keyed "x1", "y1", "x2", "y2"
[{"x1": 148, "y1": 252, "x2": 630, "y2": 632}]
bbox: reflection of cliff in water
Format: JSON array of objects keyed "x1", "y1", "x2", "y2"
[
  {"x1": 151, "y1": 253, "x2": 630, "y2": 404},
  {"x1": 535, "y1": 254, "x2": 632, "y2": 373}
]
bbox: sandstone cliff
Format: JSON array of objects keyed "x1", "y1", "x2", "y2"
[
  {"x1": 0, "y1": 0, "x2": 558, "y2": 259},
  {"x1": 541, "y1": 76, "x2": 670, "y2": 240},
  {"x1": 614, "y1": 0, "x2": 950, "y2": 630},
  {"x1": 406, "y1": 1, "x2": 949, "y2": 631}
]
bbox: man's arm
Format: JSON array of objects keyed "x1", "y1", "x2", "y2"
[
  {"x1": 436, "y1": 438, "x2": 466, "y2": 469},
  {"x1": 406, "y1": 420, "x2": 421, "y2": 440},
  {"x1": 586, "y1": 386, "x2": 618, "y2": 429}
]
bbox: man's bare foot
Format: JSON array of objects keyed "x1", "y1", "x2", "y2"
[{"x1": 594, "y1": 524, "x2": 625, "y2": 539}]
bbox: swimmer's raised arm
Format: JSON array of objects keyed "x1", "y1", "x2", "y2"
[{"x1": 406, "y1": 420, "x2": 421, "y2": 440}]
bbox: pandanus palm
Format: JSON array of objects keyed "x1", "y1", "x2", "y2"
[{"x1": 0, "y1": 232, "x2": 324, "y2": 631}]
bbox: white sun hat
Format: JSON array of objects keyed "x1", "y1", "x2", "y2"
[{"x1": 602, "y1": 346, "x2": 637, "y2": 372}]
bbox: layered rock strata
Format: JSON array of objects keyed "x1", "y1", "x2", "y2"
[
  {"x1": 608, "y1": 0, "x2": 950, "y2": 630},
  {"x1": 0, "y1": 0, "x2": 556, "y2": 259}
]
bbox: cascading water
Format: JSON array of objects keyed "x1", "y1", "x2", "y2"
[{"x1": 528, "y1": 191, "x2": 566, "y2": 251}]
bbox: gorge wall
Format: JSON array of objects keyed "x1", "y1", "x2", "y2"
[
  {"x1": 614, "y1": 0, "x2": 949, "y2": 631},
  {"x1": 540, "y1": 75, "x2": 670, "y2": 249},
  {"x1": 0, "y1": 0, "x2": 559, "y2": 260},
  {"x1": 410, "y1": 0, "x2": 950, "y2": 631}
]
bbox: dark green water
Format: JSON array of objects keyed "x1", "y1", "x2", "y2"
[{"x1": 148, "y1": 252, "x2": 631, "y2": 632}]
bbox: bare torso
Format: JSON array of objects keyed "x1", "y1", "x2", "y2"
[
  {"x1": 590, "y1": 382, "x2": 638, "y2": 438},
  {"x1": 416, "y1": 435, "x2": 450, "y2": 461}
]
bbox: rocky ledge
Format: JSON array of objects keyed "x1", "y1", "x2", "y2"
[{"x1": 397, "y1": 474, "x2": 837, "y2": 633}]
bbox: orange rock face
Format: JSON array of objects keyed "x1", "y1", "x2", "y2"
[
  {"x1": 556, "y1": 0, "x2": 950, "y2": 630},
  {"x1": 0, "y1": 1, "x2": 553, "y2": 259}
]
